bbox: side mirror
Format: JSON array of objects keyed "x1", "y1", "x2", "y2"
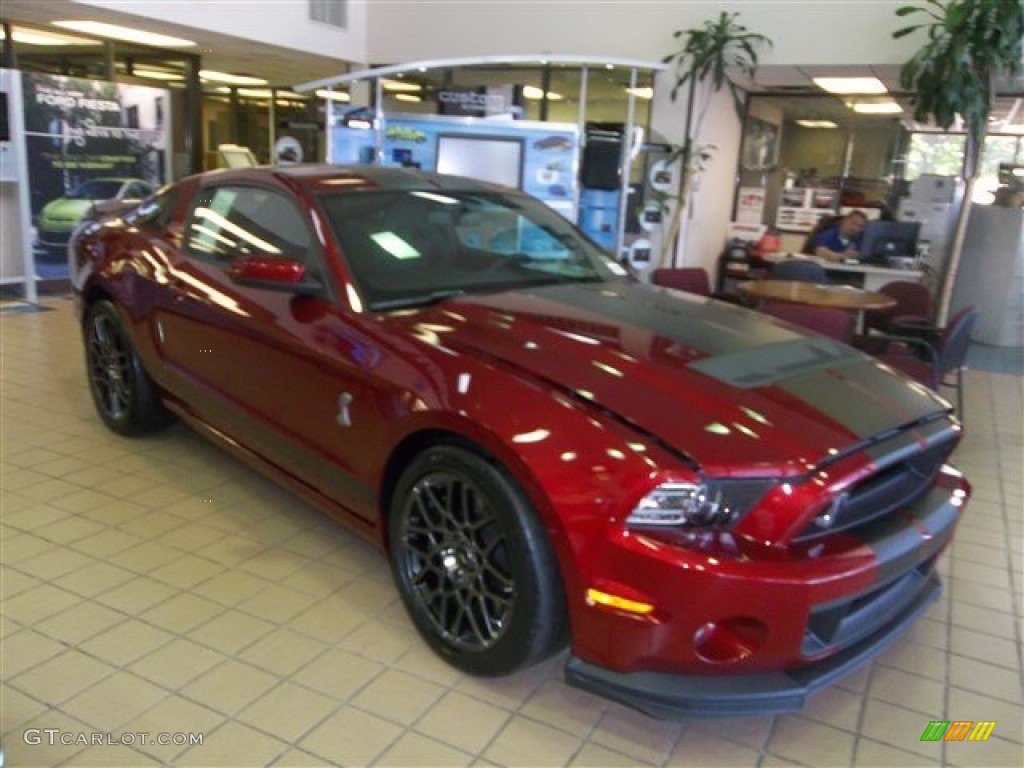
[{"x1": 229, "y1": 255, "x2": 321, "y2": 294}]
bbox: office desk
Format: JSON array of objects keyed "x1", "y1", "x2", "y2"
[{"x1": 763, "y1": 253, "x2": 923, "y2": 291}]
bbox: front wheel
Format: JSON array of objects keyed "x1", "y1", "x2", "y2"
[
  {"x1": 389, "y1": 445, "x2": 566, "y2": 676},
  {"x1": 84, "y1": 300, "x2": 171, "y2": 436}
]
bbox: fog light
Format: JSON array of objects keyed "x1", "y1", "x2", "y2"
[{"x1": 693, "y1": 617, "x2": 767, "y2": 664}]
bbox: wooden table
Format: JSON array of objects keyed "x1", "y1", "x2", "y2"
[
  {"x1": 737, "y1": 279, "x2": 897, "y2": 338},
  {"x1": 737, "y1": 280, "x2": 897, "y2": 312}
]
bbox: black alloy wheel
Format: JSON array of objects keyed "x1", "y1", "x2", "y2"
[
  {"x1": 390, "y1": 445, "x2": 566, "y2": 676},
  {"x1": 84, "y1": 300, "x2": 170, "y2": 435}
]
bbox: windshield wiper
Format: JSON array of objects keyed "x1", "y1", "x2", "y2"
[{"x1": 371, "y1": 289, "x2": 466, "y2": 312}]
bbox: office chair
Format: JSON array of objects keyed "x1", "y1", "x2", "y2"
[
  {"x1": 870, "y1": 306, "x2": 979, "y2": 419},
  {"x1": 769, "y1": 259, "x2": 828, "y2": 283},
  {"x1": 760, "y1": 301, "x2": 853, "y2": 342}
]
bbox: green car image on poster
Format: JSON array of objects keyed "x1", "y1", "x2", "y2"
[{"x1": 36, "y1": 177, "x2": 154, "y2": 259}]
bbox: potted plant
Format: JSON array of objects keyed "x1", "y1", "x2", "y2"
[
  {"x1": 894, "y1": 0, "x2": 1024, "y2": 322},
  {"x1": 658, "y1": 11, "x2": 771, "y2": 267}
]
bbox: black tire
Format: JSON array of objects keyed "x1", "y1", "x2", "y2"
[
  {"x1": 84, "y1": 300, "x2": 172, "y2": 436},
  {"x1": 389, "y1": 445, "x2": 567, "y2": 676}
]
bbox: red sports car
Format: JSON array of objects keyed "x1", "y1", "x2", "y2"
[{"x1": 70, "y1": 166, "x2": 969, "y2": 718}]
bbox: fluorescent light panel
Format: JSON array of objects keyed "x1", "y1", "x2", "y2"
[
  {"x1": 382, "y1": 78, "x2": 422, "y2": 93},
  {"x1": 813, "y1": 76, "x2": 887, "y2": 95},
  {"x1": 200, "y1": 70, "x2": 268, "y2": 86},
  {"x1": 0, "y1": 26, "x2": 99, "y2": 46},
  {"x1": 394, "y1": 93, "x2": 422, "y2": 102},
  {"x1": 522, "y1": 85, "x2": 563, "y2": 101},
  {"x1": 52, "y1": 20, "x2": 195, "y2": 47},
  {"x1": 795, "y1": 119, "x2": 838, "y2": 128},
  {"x1": 315, "y1": 89, "x2": 351, "y2": 102},
  {"x1": 625, "y1": 87, "x2": 654, "y2": 100},
  {"x1": 132, "y1": 69, "x2": 184, "y2": 82},
  {"x1": 851, "y1": 101, "x2": 903, "y2": 114}
]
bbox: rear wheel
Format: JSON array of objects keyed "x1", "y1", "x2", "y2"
[
  {"x1": 389, "y1": 445, "x2": 566, "y2": 676},
  {"x1": 84, "y1": 300, "x2": 171, "y2": 435}
]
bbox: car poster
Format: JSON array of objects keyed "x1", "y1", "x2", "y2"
[{"x1": 21, "y1": 73, "x2": 170, "y2": 278}]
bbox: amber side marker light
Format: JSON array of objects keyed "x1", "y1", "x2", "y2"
[{"x1": 586, "y1": 588, "x2": 655, "y2": 615}]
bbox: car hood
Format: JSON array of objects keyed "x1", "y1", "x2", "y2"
[{"x1": 390, "y1": 281, "x2": 948, "y2": 474}]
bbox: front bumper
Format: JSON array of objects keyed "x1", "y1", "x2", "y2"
[{"x1": 566, "y1": 569, "x2": 939, "y2": 718}]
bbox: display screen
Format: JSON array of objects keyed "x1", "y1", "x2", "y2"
[
  {"x1": 860, "y1": 220, "x2": 921, "y2": 262},
  {"x1": 436, "y1": 134, "x2": 523, "y2": 188}
]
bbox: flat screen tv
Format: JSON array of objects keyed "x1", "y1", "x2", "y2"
[
  {"x1": 859, "y1": 220, "x2": 921, "y2": 263},
  {"x1": 436, "y1": 134, "x2": 523, "y2": 188}
]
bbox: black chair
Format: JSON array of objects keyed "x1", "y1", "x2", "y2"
[
  {"x1": 870, "y1": 306, "x2": 979, "y2": 419},
  {"x1": 769, "y1": 259, "x2": 828, "y2": 283}
]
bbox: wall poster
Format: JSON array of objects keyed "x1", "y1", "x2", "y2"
[{"x1": 21, "y1": 73, "x2": 170, "y2": 279}]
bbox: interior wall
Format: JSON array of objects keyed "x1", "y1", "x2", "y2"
[
  {"x1": 367, "y1": 1, "x2": 920, "y2": 67},
  {"x1": 73, "y1": 0, "x2": 368, "y2": 64}
]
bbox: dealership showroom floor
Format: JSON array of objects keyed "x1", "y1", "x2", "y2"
[{"x1": 1, "y1": 298, "x2": 1021, "y2": 768}]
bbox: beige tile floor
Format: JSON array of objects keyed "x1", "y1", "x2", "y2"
[{"x1": 1, "y1": 298, "x2": 1021, "y2": 768}]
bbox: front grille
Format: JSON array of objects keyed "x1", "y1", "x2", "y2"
[
  {"x1": 795, "y1": 433, "x2": 956, "y2": 543},
  {"x1": 803, "y1": 553, "x2": 940, "y2": 656}
]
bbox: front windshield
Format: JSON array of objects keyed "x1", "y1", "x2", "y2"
[
  {"x1": 319, "y1": 189, "x2": 624, "y2": 310},
  {"x1": 67, "y1": 180, "x2": 124, "y2": 200}
]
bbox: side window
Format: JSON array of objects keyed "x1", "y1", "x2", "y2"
[{"x1": 185, "y1": 185, "x2": 313, "y2": 263}]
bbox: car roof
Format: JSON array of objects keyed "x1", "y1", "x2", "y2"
[{"x1": 189, "y1": 164, "x2": 504, "y2": 195}]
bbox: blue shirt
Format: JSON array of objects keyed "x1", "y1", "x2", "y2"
[{"x1": 812, "y1": 225, "x2": 861, "y2": 253}]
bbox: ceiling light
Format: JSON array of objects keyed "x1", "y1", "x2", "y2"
[
  {"x1": 200, "y1": 70, "x2": 268, "y2": 86},
  {"x1": 522, "y1": 85, "x2": 563, "y2": 101},
  {"x1": 131, "y1": 69, "x2": 184, "y2": 82},
  {"x1": 851, "y1": 101, "x2": 903, "y2": 114},
  {"x1": 625, "y1": 87, "x2": 654, "y2": 100},
  {"x1": 795, "y1": 119, "x2": 838, "y2": 128},
  {"x1": 394, "y1": 93, "x2": 422, "y2": 102},
  {"x1": 382, "y1": 79, "x2": 421, "y2": 93},
  {"x1": 52, "y1": 20, "x2": 195, "y2": 47},
  {"x1": 315, "y1": 89, "x2": 351, "y2": 102},
  {"x1": 813, "y1": 77, "x2": 887, "y2": 95},
  {"x1": 0, "y1": 26, "x2": 99, "y2": 46}
]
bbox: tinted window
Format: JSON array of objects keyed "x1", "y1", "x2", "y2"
[
  {"x1": 185, "y1": 185, "x2": 312, "y2": 262},
  {"x1": 125, "y1": 182, "x2": 153, "y2": 199},
  {"x1": 320, "y1": 189, "x2": 623, "y2": 310}
]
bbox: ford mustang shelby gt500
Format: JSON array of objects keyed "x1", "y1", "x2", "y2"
[{"x1": 70, "y1": 165, "x2": 969, "y2": 718}]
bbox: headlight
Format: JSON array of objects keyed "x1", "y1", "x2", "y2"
[{"x1": 626, "y1": 479, "x2": 774, "y2": 530}]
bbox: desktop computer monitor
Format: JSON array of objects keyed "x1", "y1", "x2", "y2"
[{"x1": 859, "y1": 220, "x2": 921, "y2": 263}]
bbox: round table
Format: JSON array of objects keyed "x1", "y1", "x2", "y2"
[{"x1": 737, "y1": 280, "x2": 897, "y2": 312}]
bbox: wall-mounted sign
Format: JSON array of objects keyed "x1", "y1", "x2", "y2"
[
  {"x1": 274, "y1": 136, "x2": 303, "y2": 165},
  {"x1": 639, "y1": 202, "x2": 663, "y2": 232},
  {"x1": 437, "y1": 86, "x2": 521, "y2": 118},
  {"x1": 648, "y1": 159, "x2": 676, "y2": 194}
]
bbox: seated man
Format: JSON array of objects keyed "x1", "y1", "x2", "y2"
[{"x1": 811, "y1": 210, "x2": 867, "y2": 262}]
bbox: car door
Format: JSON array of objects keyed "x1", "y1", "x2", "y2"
[{"x1": 154, "y1": 181, "x2": 385, "y2": 519}]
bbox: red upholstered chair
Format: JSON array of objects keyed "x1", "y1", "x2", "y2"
[
  {"x1": 871, "y1": 306, "x2": 979, "y2": 418},
  {"x1": 759, "y1": 301, "x2": 854, "y2": 342},
  {"x1": 651, "y1": 267, "x2": 712, "y2": 296},
  {"x1": 865, "y1": 280, "x2": 934, "y2": 335}
]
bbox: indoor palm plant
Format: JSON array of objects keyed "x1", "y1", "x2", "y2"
[
  {"x1": 658, "y1": 11, "x2": 771, "y2": 266},
  {"x1": 894, "y1": 0, "x2": 1024, "y2": 321}
]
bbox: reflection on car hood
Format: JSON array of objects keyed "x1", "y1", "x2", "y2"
[
  {"x1": 40, "y1": 198, "x2": 94, "y2": 221},
  {"x1": 394, "y1": 281, "x2": 949, "y2": 474}
]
